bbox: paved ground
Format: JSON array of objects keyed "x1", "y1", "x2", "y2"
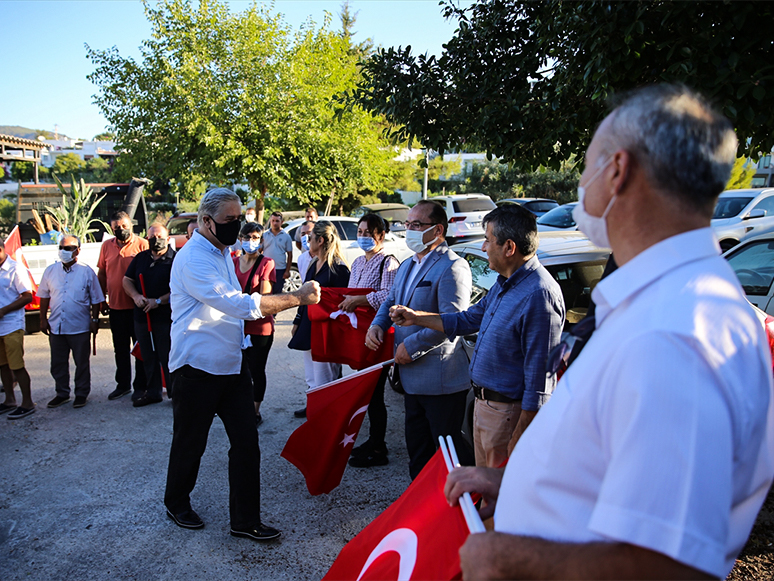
[{"x1": 0, "y1": 311, "x2": 412, "y2": 580}]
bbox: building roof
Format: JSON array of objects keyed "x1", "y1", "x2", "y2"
[{"x1": 0, "y1": 133, "x2": 48, "y2": 150}]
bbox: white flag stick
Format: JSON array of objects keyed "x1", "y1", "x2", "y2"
[
  {"x1": 305, "y1": 359, "x2": 395, "y2": 394},
  {"x1": 438, "y1": 436, "x2": 486, "y2": 534},
  {"x1": 445, "y1": 435, "x2": 486, "y2": 534}
]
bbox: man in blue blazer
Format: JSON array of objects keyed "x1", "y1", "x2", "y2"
[{"x1": 367, "y1": 200, "x2": 472, "y2": 479}]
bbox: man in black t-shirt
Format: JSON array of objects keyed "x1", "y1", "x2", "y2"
[{"x1": 123, "y1": 223, "x2": 176, "y2": 406}]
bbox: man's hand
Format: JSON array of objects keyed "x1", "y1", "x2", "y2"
[
  {"x1": 395, "y1": 342, "x2": 412, "y2": 364},
  {"x1": 40, "y1": 318, "x2": 50, "y2": 335},
  {"x1": 100, "y1": 301, "x2": 109, "y2": 315},
  {"x1": 283, "y1": 269, "x2": 291, "y2": 279},
  {"x1": 365, "y1": 325, "x2": 384, "y2": 351},
  {"x1": 142, "y1": 299, "x2": 158, "y2": 313},
  {"x1": 445, "y1": 466, "x2": 504, "y2": 521},
  {"x1": 339, "y1": 294, "x2": 368, "y2": 312},
  {"x1": 291, "y1": 324, "x2": 298, "y2": 337},
  {"x1": 133, "y1": 295, "x2": 148, "y2": 310},
  {"x1": 0, "y1": 306, "x2": 7, "y2": 318},
  {"x1": 459, "y1": 532, "x2": 511, "y2": 581},
  {"x1": 390, "y1": 305, "x2": 418, "y2": 326},
  {"x1": 295, "y1": 281, "x2": 321, "y2": 305}
]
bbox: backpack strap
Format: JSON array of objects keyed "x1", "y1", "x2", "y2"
[
  {"x1": 377, "y1": 254, "x2": 396, "y2": 290},
  {"x1": 243, "y1": 255, "x2": 265, "y2": 295}
]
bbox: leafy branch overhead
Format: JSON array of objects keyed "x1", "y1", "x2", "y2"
[{"x1": 343, "y1": 0, "x2": 774, "y2": 170}]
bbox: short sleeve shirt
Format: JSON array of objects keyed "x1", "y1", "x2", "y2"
[
  {"x1": 97, "y1": 236, "x2": 148, "y2": 310},
  {"x1": 0, "y1": 257, "x2": 33, "y2": 336},
  {"x1": 37, "y1": 261, "x2": 104, "y2": 334},
  {"x1": 261, "y1": 229, "x2": 293, "y2": 270},
  {"x1": 233, "y1": 255, "x2": 276, "y2": 336}
]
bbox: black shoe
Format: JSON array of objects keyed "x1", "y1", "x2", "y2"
[
  {"x1": 255, "y1": 412, "x2": 263, "y2": 426},
  {"x1": 166, "y1": 508, "x2": 204, "y2": 529},
  {"x1": 133, "y1": 395, "x2": 163, "y2": 408},
  {"x1": 73, "y1": 396, "x2": 87, "y2": 408},
  {"x1": 108, "y1": 387, "x2": 131, "y2": 401},
  {"x1": 47, "y1": 395, "x2": 71, "y2": 408},
  {"x1": 350, "y1": 440, "x2": 388, "y2": 459},
  {"x1": 293, "y1": 407, "x2": 307, "y2": 418},
  {"x1": 348, "y1": 447, "x2": 389, "y2": 468},
  {"x1": 230, "y1": 523, "x2": 281, "y2": 541},
  {"x1": 0, "y1": 403, "x2": 15, "y2": 414},
  {"x1": 8, "y1": 406, "x2": 35, "y2": 420}
]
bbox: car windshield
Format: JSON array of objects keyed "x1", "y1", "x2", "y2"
[
  {"x1": 463, "y1": 253, "x2": 499, "y2": 305},
  {"x1": 713, "y1": 197, "x2": 753, "y2": 219},
  {"x1": 726, "y1": 240, "x2": 774, "y2": 295},
  {"x1": 376, "y1": 208, "x2": 409, "y2": 222},
  {"x1": 452, "y1": 198, "x2": 496, "y2": 213},
  {"x1": 525, "y1": 201, "x2": 559, "y2": 213},
  {"x1": 537, "y1": 204, "x2": 576, "y2": 228},
  {"x1": 167, "y1": 217, "x2": 191, "y2": 236}
]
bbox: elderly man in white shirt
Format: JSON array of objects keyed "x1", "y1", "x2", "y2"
[
  {"x1": 164, "y1": 188, "x2": 320, "y2": 543},
  {"x1": 38, "y1": 235, "x2": 104, "y2": 409},
  {"x1": 445, "y1": 85, "x2": 774, "y2": 580}
]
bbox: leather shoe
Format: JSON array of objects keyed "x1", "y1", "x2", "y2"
[
  {"x1": 73, "y1": 396, "x2": 88, "y2": 408},
  {"x1": 108, "y1": 387, "x2": 131, "y2": 400},
  {"x1": 230, "y1": 523, "x2": 281, "y2": 541},
  {"x1": 166, "y1": 508, "x2": 204, "y2": 529},
  {"x1": 47, "y1": 395, "x2": 71, "y2": 408},
  {"x1": 293, "y1": 407, "x2": 307, "y2": 418},
  {"x1": 133, "y1": 395, "x2": 163, "y2": 408}
]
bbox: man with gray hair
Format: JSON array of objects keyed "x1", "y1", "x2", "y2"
[
  {"x1": 164, "y1": 188, "x2": 321, "y2": 542},
  {"x1": 390, "y1": 204, "x2": 565, "y2": 468},
  {"x1": 445, "y1": 85, "x2": 774, "y2": 579}
]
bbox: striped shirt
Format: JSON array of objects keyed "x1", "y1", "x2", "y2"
[{"x1": 348, "y1": 250, "x2": 400, "y2": 310}]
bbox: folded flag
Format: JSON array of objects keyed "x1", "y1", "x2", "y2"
[
  {"x1": 323, "y1": 448, "x2": 470, "y2": 580},
  {"x1": 308, "y1": 287, "x2": 394, "y2": 370},
  {"x1": 5, "y1": 225, "x2": 40, "y2": 311},
  {"x1": 281, "y1": 363, "x2": 387, "y2": 495}
]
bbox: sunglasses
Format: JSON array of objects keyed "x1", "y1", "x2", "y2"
[
  {"x1": 59, "y1": 245, "x2": 78, "y2": 252},
  {"x1": 545, "y1": 315, "x2": 596, "y2": 379}
]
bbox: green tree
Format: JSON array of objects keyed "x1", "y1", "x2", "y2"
[
  {"x1": 725, "y1": 157, "x2": 756, "y2": 190},
  {"x1": 85, "y1": 157, "x2": 111, "y2": 182},
  {"x1": 345, "y1": 0, "x2": 774, "y2": 169},
  {"x1": 0, "y1": 199, "x2": 16, "y2": 237},
  {"x1": 52, "y1": 153, "x2": 86, "y2": 178},
  {"x1": 88, "y1": 0, "x2": 394, "y2": 220},
  {"x1": 93, "y1": 132, "x2": 116, "y2": 141},
  {"x1": 11, "y1": 161, "x2": 34, "y2": 182}
]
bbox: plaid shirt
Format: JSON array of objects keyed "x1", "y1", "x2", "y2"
[{"x1": 348, "y1": 250, "x2": 400, "y2": 310}]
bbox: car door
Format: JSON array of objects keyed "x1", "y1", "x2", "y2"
[
  {"x1": 743, "y1": 195, "x2": 774, "y2": 239},
  {"x1": 725, "y1": 238, "x2": 774, "y2": 314}
]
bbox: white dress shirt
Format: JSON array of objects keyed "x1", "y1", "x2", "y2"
[
  {"x1": 494, "y1": 228, "x2": 774, "y2": 578},
  {"x1": 169, "y1": 230, "x2": 263, "y2": 375},
  {"x1": 37, "y1": 261, "x2": 104, "y2": 334},
  {"x1": 0, "y1": 257, "x2": 33, "y2": 336}
]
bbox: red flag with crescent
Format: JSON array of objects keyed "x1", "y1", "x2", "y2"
[
  {"x1": 5, "y1": 225, "x2": 40, "y2": 311},
  {"x1": 281, "y1": 364, "x2": 384, "y2": 495},
  {"x1": 323, "y1": 449, "x2": 469, "y2": 581}
]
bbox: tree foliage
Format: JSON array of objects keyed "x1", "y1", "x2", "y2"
[
  {"x1": 87, "y1": 0, "x2": 394, "y2": 218},
  {"x1": 47, "y1": 174, "x2": 111, "y2": 242},
  {"x1": 344, "y1": 0, "x2": 774, "y2": 169},
  {"x1": 725, "y1": 157, "x2": 756, "y2": 190},
  {"x1": 52, "y1": 153, "x2": 87, "y2": 177}
]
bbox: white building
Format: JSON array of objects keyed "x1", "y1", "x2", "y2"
[{"x1": 40, "y1": 139, "x2": 117, "y2": 168}]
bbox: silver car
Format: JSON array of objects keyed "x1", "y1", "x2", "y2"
[
  {"x1": 723, "y1": 232, "x2": 774, "y2": 315},
  {"x1": 712, "y1": 188, "x2": 774, "y2": 252}
]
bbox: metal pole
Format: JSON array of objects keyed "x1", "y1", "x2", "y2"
[{"x1": 422, "y1": 150, "x2": 429, "y2": 200}]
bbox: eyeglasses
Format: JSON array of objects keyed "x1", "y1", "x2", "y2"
[
  {"x1": 59, "y1": 245, "x2": 78, "y2": 252},
  {"x1": 405, "y1": 221, "x2": 436, "y2": 231},
  {"x1": 545, "y1": 315, "x2": 596, "y2": 379}
]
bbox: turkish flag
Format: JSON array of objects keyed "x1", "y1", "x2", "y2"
[
  {"x1": 308, "y1": 287, "x2": 394, "y2": 369},
  {"x1": 323, "y1": 449, "x2": 469, "y2": 581},
  {"x1": 281, "y1": 364, "x2": 385, "y2": 495},
  {"x1": 5, "y1": 225, "x2": 40, "y2": 311}
]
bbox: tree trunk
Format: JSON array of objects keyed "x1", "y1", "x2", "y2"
[{"x1": 250, "y1": 181, "x2": 268, "y2": 224}]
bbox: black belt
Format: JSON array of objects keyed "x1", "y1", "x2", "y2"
[{"x1": 472, "y1": 381, "x2": 518, "y2": 404}]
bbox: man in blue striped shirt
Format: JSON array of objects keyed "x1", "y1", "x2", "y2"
[{"x1": 390, "y1": 205, "x2": 565, "y2": 467}]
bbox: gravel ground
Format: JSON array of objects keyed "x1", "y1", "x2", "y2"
[{"x1": 1, "y1": 310, "x2": 771, "y2": 580}]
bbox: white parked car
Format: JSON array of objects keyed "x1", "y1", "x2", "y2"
[
  {"x1": 282, "y1": 216, "x2": 413, "y2": 292},
  {"x1": 430, "y1": 194, "x2": 496, "y2": 243},
  {"x1": 723, "y1": 232, "x2": 774, "y2": 315},
  {"x1": 536, "y1": 203, "x2": 578, "y2": 232},
  {"x1": 712, "y1": 188, "x2": 774, "y2": 252}
]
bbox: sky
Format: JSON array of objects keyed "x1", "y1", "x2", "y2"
[{"x1": 1, "y1": 0, "x2": 471, "y2": 141}]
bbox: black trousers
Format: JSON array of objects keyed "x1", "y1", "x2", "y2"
[
  {"x1": 404, "y1": 390, "x2": 472, "y2": 480},
  {"x1": 365, "y1": 367, "x2": 389, "y2": 447},
  {"x1": 134, "y1": 317, "x2": 171, "y2": 400},
  {"x1": 108, "y1": 308, "x2": 147, "y2": 399},
  {"x1": 164, "y1": 358, "x2": 261, "y2": 529},
  {"x1": 245, "y1": 334, "x2": 274, "y2": 403}
]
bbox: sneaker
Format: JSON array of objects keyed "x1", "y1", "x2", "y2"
[
  {"x1": 230, "y1": 523, "x2": 281, "y2": 541},
  {"x1": 0, "y1": 403, "x2": 16, "y2": 414},
  {"x1": 47, "y1": 396, "x2": 71, "y2": 408},
  {"x1": 8, "y1": 406, "x2": 35, "y2": 420},
  {"x1": 108, "y1": 387, "x2": 131, "y2": 401},
  {"x1": 73, "y1": 396, "x2": 88, "y2": 408},
  {"x1": 348, "y1": 447, "x2": 389, "y2": 468},
  {"x1": 293, "y1": 407, "x2": 307, "y2": 418}
]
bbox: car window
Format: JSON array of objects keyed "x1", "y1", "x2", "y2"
[
  {"x1": 726, "y1": 240, "x2": 774, "y2": 295},
  {"x1": 463, "y1": 253, "x2": 499, "y2": 305},
  {"x1": 537, "y1": 205, "x2": 576, "y2": 228},
  {"x1": 336, "y1": 220, "x2": 359, "y2": 240},
  {"x1": 377, "y1": 208, "x2": 409, "y2": 222},
  {"x1": 525, "y1": 201, "x2": 559, "y2": 213},
  {"x1": 287, "y1": 226, "x2": 299, "y2": 240},
  {"x1": 452, "y1": 198, "x2": 496, "y2": 213},
  {"x1": 713, "y1": 197, "x2": 753, "y2": 219},
  {"x1": 545, "y1": 259, "x2": 608, "y2": 325},
  {"x1": 752, "y1": 195, "x2": 774, "y2": 216},
  {"x1": 167, "y1": 217, "x2": 191, "y2": 236}
]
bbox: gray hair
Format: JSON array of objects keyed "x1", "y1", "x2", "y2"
[
  {"x1": 61, "y1": 234, "x2": 81, "y2": 247},
  {"x1": 601, "y1": 84, "x2": 737, "y2": 214},
  {"x1": 198, "y1": 188, "x2": 241, "y2": 227},
  {"x1": 482, "y1": 205, "x2": 538, "y2": 256}
]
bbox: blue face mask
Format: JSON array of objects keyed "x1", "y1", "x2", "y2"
[
  {"x1": 301, "y1": 234, "x2": 310, "y2": 252},
  {"x1": 241, "y1": 239, "x2": 261, "y2": 254},
  {"x1": 357, "y1": 236, "x2": 377, "y2": 252}
]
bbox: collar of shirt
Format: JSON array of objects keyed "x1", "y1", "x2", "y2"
[
  {"x1": 592, "y1": 227, "x2": 720, "y2": 327},
  {"x1": 411, "y1": 244, "x2": 441, "y2": 266},
  {"x1": 497, "y1": 255, "x2": 540, "y2": 290},
  {"x1": 0, "y1": 258, "x2": 11, "y2": 273},
  {"x1": 188, "y1": 229, "x2": 228, "y2": 257}
]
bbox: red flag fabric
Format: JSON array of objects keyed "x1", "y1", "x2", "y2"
[
  {"x1": 5, "y1": 226, "x2": 40, "y2": 311},
  {"x1": 308, "y1": 287, "x2": 394, "y2": 369},
  {"x1": 323, "y1": 449, "x2": 469, "y2": 581},
  {"x1": 131, "y1": 341, "x2": 143, "y2": 361},
  {"x1": 281, "y1": 365, "x2": 384, "y2": 495}
]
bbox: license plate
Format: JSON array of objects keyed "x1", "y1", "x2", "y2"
[{"x1": 469, "y1": 222, "x2": 481, "y2": 228}]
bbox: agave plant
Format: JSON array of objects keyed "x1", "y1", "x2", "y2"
[{"x1": 46, "y1": 174, "x2": 111, "y2": 242}]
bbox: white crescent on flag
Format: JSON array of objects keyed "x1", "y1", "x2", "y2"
[
  {"x1": 356, "y1": 528, "x2": 418, "y2": 581},
  {"x1": 349, "y1": 405, "x2": 369, "y2": 425}
]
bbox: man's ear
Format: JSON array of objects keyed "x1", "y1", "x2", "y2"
[
  {"x1": 610, "y1": 149, "x2": 633, "y2": 197},
  {"x1": 504, "y1": 239, "x2": 518, "y2": 257}
]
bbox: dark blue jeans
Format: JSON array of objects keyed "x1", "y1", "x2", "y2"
[{"x1": 271, "y1": 269, "x2": 286, "y2": 294}]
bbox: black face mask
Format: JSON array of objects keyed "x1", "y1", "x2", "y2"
[
  {"x1": 207, "y1": 217, "x2": 240, "y2": 247},
  {"x1": 148, "y1": 237, "x2": 168, "y2": 252},
  {"x1": 114, "y1": 228, "x2": 131, "y2": 242}
]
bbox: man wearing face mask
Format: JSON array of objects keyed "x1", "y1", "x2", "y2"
[
  {"x1": 164, "y1": 188, "x2": 321, "y2": 542},
  {"x1": 122, "y1": 223, "x2": 175, "y2": 406},
  {"x1": 39, "y1": 235, "x2": 104, "y2": 410},
  {"x1": 295, "y1": 207, "x2": 319, "y2": 251},
  {"x1": 296, "y1": 219, "x2": 316, "y2": 283},
  {"x1": 97, "y1": 211, "x2": 148, "y2": 402},
  {"x1": 262, "y1": 211, "x2": 294, "y2": 294},
  {"x1": 365, "y1": 199, "x2": 472, "y2": 479}
]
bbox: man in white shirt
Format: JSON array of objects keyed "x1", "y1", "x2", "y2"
[
  {"x1": 445, "y1": 85, "x2": 774, "y2": 579},
  {"x1": 296, "y1": 219, "x2": 316, "y2": 282},
  {"x1": 164, "y1": 188, "x2": 320, "y2": 542},
  {"x1": 38, "y1": 235, "x2": 104, "y2": 409},
  {"x1": 0, "y1": 240, "x2": 33, "y2": 420}
]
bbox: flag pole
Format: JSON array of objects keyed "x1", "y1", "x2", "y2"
[
  {"x1": 440, "y1": 435, "x2": 486, "y2": 534},
  {"x1": 305, "y1": 359, "x2": 395, "y2": 394}
]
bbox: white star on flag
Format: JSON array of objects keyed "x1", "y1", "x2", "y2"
[{"x1": 341, "y1": 433, "x2": 356, "y2": 446}]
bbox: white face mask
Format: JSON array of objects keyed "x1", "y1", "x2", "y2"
[
  {"x1": 405, "y1": 224, "x2": 438, "y2": 254},
  {"x1": 572, "y1": 157, "x2": 615, "y2": 248},
  {"x1": 59, "y1": 249, "x2": 75, "y2": 263}
]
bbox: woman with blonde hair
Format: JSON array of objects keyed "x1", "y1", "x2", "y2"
[{"x1": 288, "y1": 220, "x2": 350, "y2": 417}]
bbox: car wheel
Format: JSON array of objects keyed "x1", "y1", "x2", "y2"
[
  {"x1": 720, "y1": 239, "x2": 738, "y2": 253},
  {"x1": 282, "y1": 267, "x2": 301, "y2": 293}
]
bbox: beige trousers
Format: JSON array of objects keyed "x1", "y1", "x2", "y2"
[{"x1": 473, "y1": 397, "x2": 522, "y2": 468}]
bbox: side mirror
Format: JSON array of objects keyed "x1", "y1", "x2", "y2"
[{"x1": 744, "y1": 209, "x2": 766, "y2": 220}]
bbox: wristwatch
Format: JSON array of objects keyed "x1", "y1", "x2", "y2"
[
  {"x1": 155, "y1": 298, "x2": 162, "y2": 305},
  {"x1": 91, "y1": 318, "x2": 99, "y2": 323}
]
